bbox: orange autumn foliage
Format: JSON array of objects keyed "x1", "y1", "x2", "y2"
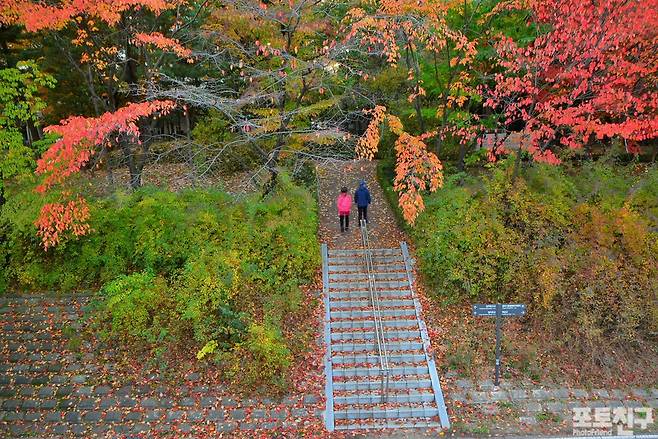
[
  {"x1": 133, "y1": 32, "x2": 193, "y2": 60},
  {"x1": 35, "y1": 197, "x2": 91, "y2": 250},
  {"x1": 344, "y1": 0, "x2": 480, "y2": 147},
  {"x1": 1, "y1": 0, "x2": 180, "y2": 31},
  {"x1": 355, "y1": 106, "x2": 387, "y2": 160},
  {"x1": 356, "y1": 106, "x2": 443, "y2": 224},
  {"x1": 3, "y1": 1, "x2": 190, "y2": 79},
  {"x1": 393, "y1": 133, "x2": 443, "y2": 224},
  {"x1": 33, "y1": 101, "x2": 175, "y2": 248}
]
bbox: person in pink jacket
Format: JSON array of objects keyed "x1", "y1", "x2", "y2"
[{"x1": 336, "y1": 186, "x2": 351, "y2": 232}]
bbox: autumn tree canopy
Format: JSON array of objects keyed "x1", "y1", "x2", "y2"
[
  {"x1": 2, "y1": 0, "x2": 204, "y2": 247},
  {"x1": 148, "y1": 0, "x2": 358, "y2": 192},
  {"x1": 485, "y1": 0, "x2": 658, "y2": 162},
  {"x1": 2, "y1": 0, "x2": 658, "y2": 247},
  {"x1": 344, "y1": 0, "x2": 485, "y2": 222},
  {"x1": 4, "y1": 0, "x2": 202, "y2": 180}
]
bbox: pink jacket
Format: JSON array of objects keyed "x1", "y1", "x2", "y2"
[{"x1": 337, "y1": 193, "x2": 351, "y2": 215}]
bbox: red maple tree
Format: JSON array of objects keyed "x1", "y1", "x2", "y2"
[
  {"x1": 1, "y1": 0, "x2": 179, "y2": 31},
  {"x1": 4, "y1": 0, "x2": 190, "y2": 248},
  {"x1": 34, "y1": 101, "x2": 175, "y2": 249},
  {"x1": 485, "y1": 0, "x2": 658, "y2": 162}
]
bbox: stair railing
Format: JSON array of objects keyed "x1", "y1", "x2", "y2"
[{"x1": 359, "y1": 219, "x2": 390, "y2": 402}]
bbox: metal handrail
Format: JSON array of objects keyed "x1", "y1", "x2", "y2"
[{"x1": 359, "y1": 219, "x2": 390, "y2": 402}]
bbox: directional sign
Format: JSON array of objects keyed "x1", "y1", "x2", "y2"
[
  {"x1": 473, "y1": 303, "x2": 526, "y2": 317},
  {"x1": 471, "y1": 303, "x2": 527, "y2": 387}
]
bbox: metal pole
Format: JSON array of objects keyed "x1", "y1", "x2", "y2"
[{"x1": 495, "y1": 303, "x2": 502, "y2": 387}]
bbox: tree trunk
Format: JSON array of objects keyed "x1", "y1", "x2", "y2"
[
  {"x1": 262, "y1": 15, "x2": 305, "y2": 196},
  {"x1": 435, "y1": 108, "x2": 450, "y2": 157},
  {"x1": 414, "y1": 93, "x2": 426, "y2": 133},
  {"x1": 101, "y1": 145, "x2": 115, "y2": 188},
  {"x1": 404, "y1": 44, "x2": 425, "y2": 133},
  {"x1": 184, "y1": 110, "x2": 197, "y2": 186},
  {"x1": 511, "y1": 146, "x2": 523, "y2": 182},
  {"x1": 0, "y1": 171, "x2": 5, "y2": 208},
  {"x1": 263, "y1": 133, "x2": 285, "y2": 196},
  {"x1": 263, "y1": 164, "x2": 279, "y2": 196},
  {"x1": 129, "y1": 166, "x2": 142, "y2": 189},
  {"x1": 457, "y1": 142, "x2": 468, "y2": 171},
  {"x1": 435, "y1": 137, "x2": 442, "y2": 158},
  {"x1": 121, "y1": 142, "x2": 142, "y2": 189},
  {"x1": 35, "y1": 122, "x2": 43, "y2": 141},
  {"x1": 107, "y1": 162, "x2": 115, "y2": 188},
  {"x1": 25, "y1": 123, "x2": 33, "y2": 146}
]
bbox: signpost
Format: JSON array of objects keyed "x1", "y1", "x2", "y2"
[{"x1": 472, "y1": 303, "x2": 526, "y2": 386}]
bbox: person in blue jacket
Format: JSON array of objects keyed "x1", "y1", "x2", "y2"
[{"x1": 354, "y1": 179, "x2": 371, "y2": 225}]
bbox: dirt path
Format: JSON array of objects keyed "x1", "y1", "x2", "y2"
[{"x1": 316, "y1": 160, "x2": 407, "y2": 249}]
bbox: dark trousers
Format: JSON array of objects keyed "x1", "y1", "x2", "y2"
[
  {"x1": 339, "y1": 214, "x2": 349, "y2": 232},
  {"x1": 358, "y1": 206, "x2": 368, "y2": 224}
]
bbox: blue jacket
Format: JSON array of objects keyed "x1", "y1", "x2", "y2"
[{"x1": 354, "y1": 181, "x2": 371, "y2": 207}]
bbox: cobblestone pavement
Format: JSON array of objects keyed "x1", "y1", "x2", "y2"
[
  {"x1": 441, "y1": 375, "x2": 658, "y2": 436},
  {"x1": 0, "y1": 295, "x2": 324, "y2": 438}
]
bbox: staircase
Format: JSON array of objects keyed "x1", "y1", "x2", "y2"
[{"x1": 321, "y1": 233, "x2": 450, "y2": 431}]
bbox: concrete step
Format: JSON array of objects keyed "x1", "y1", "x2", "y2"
[
  {"x1": 331, "y1": 352, "x2": 426, "y2": 365},
  {"x1": 328, "y1": 264, "x2": 406, "y2": 273},
  {"x1": 328, "y1": 248, "x2": 402, "y2": 257},
  {"x1": 331, "y1": 341, "x2": 424, "y2": 352},
  {"x1": 330, "y1": 329, "x2": 420, "y2": 341},
  {"x1": 330, "y1": 319, "x2": 418, "y2": 330},
  {"x1": 333, "y1": 377, "x2": 432, "y2": 391},
  {"x1": 330, "y1": 308, "x2": 416, "y2": 319},
  {"x1": 332, "y1": 365, "x2": 429, "y2": 377},
  {"x1": 329, "y1": 299, "x2": 415, "y2": 309},
  {"x1": 329, "y1": 272, "x2": 408, "y2": 281},
  {"x1": 334, "y1": 405, "x2": 439, "y2": 420},
  {"x1": 329, "y1": 255, "x2": 404, "y2": 265},
  {"x1": 334, "y1": 392, "x2": 435, "y2": 405},
  {"x1": 328, "y1": 280, "x2": 409, "y2": 290},
  {"x1": 329, "y1": 290, "x2": 412, "y2": 300},
  {"x1": 334, "y1": 419, "x2": 441, "y2": 430}
]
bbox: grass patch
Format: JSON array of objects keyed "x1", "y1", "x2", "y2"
[
  {"x1": 61, "y1": 324, "x2": 82, "y2": 352},
  {"x1": 535, "y1": 411, "x2": 561, "y2": 423}
]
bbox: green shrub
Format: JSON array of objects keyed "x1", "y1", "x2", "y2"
[
  {"x1": 225, "y1": 323, "x2": 292, "y2": 390},
  {"x1": 99, "y1": 272, "x2": 172, "y2": 344},
  {"x1": 532, "y1": 204, "x2": 658, "y2": 351},
  {"x1": 403, "y1": 160, "x2": 658, "y2": 354},
  {"x1": 173, "y1": 248, "x2": 247, "y2": 348},
  {"x1": 1, "y1": 175, "x2": 319, "y2": 388}
]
